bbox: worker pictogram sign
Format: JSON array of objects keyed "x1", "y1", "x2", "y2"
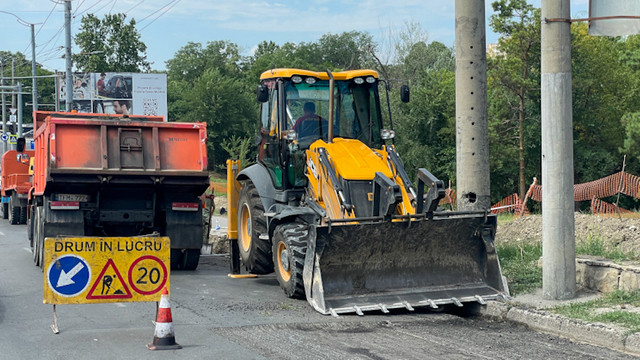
[
  {"x1": 43, "y1": 237, "x2": 170, "y2": 305},
  {"x1": 86, "y1": 259, "x2": 133, "y2": 300}
]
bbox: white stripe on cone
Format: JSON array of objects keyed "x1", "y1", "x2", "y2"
[{"x1": 154, "y1": 321, "x2": 175, "y2": 338}]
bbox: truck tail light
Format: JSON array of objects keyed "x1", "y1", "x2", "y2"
[
  {"x1": 50, "y1": 201, "x2": 80, "y2": 210},
  {"x1": 172, "y1": 202, "x2": 199, "y2": 211}
]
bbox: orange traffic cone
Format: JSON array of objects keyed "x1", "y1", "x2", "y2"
[{"x1": 147, "y1": 287, "x2": 182, "y2": 350}]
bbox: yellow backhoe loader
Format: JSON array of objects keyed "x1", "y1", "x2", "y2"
[{"x1": 227, "y1": 68, "x2": 508, "y2": 316}]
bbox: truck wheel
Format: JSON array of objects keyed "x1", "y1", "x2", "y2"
[
  {"x1": 20, "y1": 206, "x2": 27, "y2": 225},
  {"x1": 33, "y1": 206, "x2": 42, "y2": 267},
  {"x1": 27, "y1": 211, "x2": 34, "y2": 247},
  {"x1": 170, "y1": 249, "x2": 184, "y2": 270},
  {"x1": 182, "y1": 249, "x2": 200, "y2": 271},
  {"x1": 272, "y1": 223, "x2": 307, "y2": 299},
  {"x1": 2, "y1": 202, "x2": 7, "y2": 219},
  {"x1": 9, "y1": 195, "x2": 19, "y2": 225},
  {"x1": 237, "y1": 182, "x2": 273, "y2": 274}
]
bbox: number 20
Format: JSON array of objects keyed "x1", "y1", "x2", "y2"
[{"x1": 136, "y1": 267, "x2": 161, "y2": 284}]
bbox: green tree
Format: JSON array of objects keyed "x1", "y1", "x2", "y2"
[
  {"x1": 489, "y1": 0, "x2": 541, "y2": 199},
  {"x1": 391, "y1": 40, "x2": 457, "y2": 184},
  {"x1": 0, "y1": 51, "x2": 56, "y2": 124},
  {"x1": 74, "y1": 13, "x2": 150, "y2": 72},
  {"x1": 167, "y1": 41, "x2": 256, "y2": 169}
]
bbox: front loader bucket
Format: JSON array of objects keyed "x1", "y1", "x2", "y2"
[{"x1": 303, "y1": 213, "x2": 508, "y2": 316}]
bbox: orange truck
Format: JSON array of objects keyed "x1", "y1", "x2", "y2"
[
  {"x1": 1, "y1": 144, "x2": 35, "y2": 225},
  {"x1": 28, "y1": 111, "x2": 209, "y2": 270}
]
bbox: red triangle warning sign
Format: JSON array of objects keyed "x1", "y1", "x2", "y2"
[{"x1": 86, "y1": 259, "x2": 133, "y2": 300}]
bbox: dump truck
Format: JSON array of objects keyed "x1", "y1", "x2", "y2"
[
  {"x1": 227, "y1": 69, "x2": 508, "y2": 316},
  {"x1": 28, "y1": 111, "x2": 209, "y2": 270},
  {"x1": 1, "y1": 140, "x2": 35, "y2": 225}
]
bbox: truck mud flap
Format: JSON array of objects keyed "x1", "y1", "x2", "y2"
[{"x1": 303, "y1": 213, "x2": 508, "y2": 316}]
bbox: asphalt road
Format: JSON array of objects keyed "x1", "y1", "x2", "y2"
[{"x1": 0, "y1": 218, "x2": 637, "y2": 359}]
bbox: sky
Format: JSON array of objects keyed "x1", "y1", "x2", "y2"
[{"x1": 1, "y1": 0, "x2": 589, "y2": 73}]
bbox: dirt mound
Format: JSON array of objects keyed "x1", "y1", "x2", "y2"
[{"x1": 496, "y1": 213, "x2": 640, "y2": 254}]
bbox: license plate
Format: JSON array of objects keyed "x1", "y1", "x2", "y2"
[{"x1": 55, "y1": 194, "x2": 89, "y2": 202}]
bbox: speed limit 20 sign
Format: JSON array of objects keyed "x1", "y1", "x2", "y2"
[{"x1": 43, "y1": 237, "x2": 170, "y2": 304}]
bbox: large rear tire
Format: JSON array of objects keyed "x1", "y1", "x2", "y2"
[
  {"x1": 182, "y1": 249, "x2": 200, "y2": 271},
  {"x1": 33, "y1": 205, "x2": 43, "y2": 268},
  {"x1": 9, "y1": 195, "x2": 19, "y2": 225},
  {"x1": 170, "y1": 249, "x2": 184, "y2": 270},
  {"x1": 272, "y1": 223, "x2": 307, "y2": 299},
  {"x1": 237, "y1": 182, "x2": 272, "y2": 274},
  {"x1": 2, "y1": 202, "x2": 8, "y2": 219},
  {"x1": 27, "y1": 209, "x2": 34, "y2": 247},
  {"x1": 19, "y1": 206, "x2": 27, "y2": 225}
]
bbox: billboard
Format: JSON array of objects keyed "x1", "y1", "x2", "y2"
[
  {"x1": 58, "y1": 72, "x2": 168, "y2": 120},
  {"x1": 589, "y1": 0, "x2": 640, "y2": 37}
]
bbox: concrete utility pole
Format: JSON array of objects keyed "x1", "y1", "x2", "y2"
[
  {"x1": 455, "y1": 0, "x2": 491, "y2": 211},
  {"x1": 64, "y1": 0, "x2": 73, "y2": 111},
  {"x1": 541, "y1": 0, "x2": 576, "y2": 300},
  {"x1": 17, "y1": 83, "x2": 22, "y2": 138},
  {"x1": 11, "y1": 58, "x2": 16, "y2": 108},
  {"x1": 31, "y1": 23, "x2": 38, "y2": 111},
  {"x1": 1, "y1": 59, "x2": 6, "y2": 153}
]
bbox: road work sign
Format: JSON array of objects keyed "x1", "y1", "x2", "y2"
[{"x1": 43, "y1": 237, "x2": 170, "y2": 305}]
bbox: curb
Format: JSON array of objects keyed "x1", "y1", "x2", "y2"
[{"x1": 482, "y1": 301, "x2": 640, "y2": 356}]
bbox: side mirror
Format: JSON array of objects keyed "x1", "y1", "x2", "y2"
[
  {"x1": 400, "y1": 85, "x2": 410, "y2": 103},
  {"x1": 257, "y1": 85, "x2": 269, "y2": 103},
  {"x1": 16, "y1": 137, "x2": 25, "y2": 153}
]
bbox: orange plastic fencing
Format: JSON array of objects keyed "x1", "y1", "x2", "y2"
[
  {"x1": 490, "y1": 193, "x2": 529, "y2": 215},
  {"x1": 439, "y1": 171, "x2": 640, "y2": 216},
  {"x1": 590, "y1": 197, "x2": 632, "y2": 217}
]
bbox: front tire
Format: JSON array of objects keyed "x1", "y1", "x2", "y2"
[
  {"x1": 237, "y1": 181, "x2": 272, "y2": 274},
  {"x1": 272, "y1": 223, "x2": 308, "y2": 299}
]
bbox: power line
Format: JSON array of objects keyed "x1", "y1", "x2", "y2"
[
  {"x1": 35, "y1": 1, "x2": 60, "y2": 40},
  {"x1": 138, "y1": 0, "x2": 176, "y2": 23},
  {"x1": 77, "y1": 0, "x2": 105, "y2": 16},
  {"x1": 140, "y1": 0, "x2": 180, "y2": 31},
  {"x1": 109, "y1": 0, "x2": 117, "y2": 14},
  {"x1": 126, "y1": 0, "x2": 147, "y2": 14},
  {"x1": 93, "y1": 0, "x2": 117, "y2": 14}
]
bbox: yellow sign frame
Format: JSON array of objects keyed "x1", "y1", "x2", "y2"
[{"x1": 43, "y1": 236, "x2": 170, "y2": 304}]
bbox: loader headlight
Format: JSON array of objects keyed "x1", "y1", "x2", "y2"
[
  {"x1": 354, "y1": 77, "x2": 365, "y2": 85},
  {"x1": 305, "y1": 77, "x2": 317, "y2": 84},
  {"x1": 366, "y1": 76, "x2": 376, "y2": 84},
  {"x1": 292, "y1": 76, "x2": 303, "y2": 83},
  {"x1": 380, "y1": 129, "x2": 395, "y2": 140}
]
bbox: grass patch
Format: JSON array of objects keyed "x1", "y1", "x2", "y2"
[
  {"x1": 554, "y1": 291, "x2": 640, "y2": 332},
  {"x1": 497, "y1": 242, "x2": 542, "y2": 295},
  {"x1": 496, "y1": 213, "x2": 516, "y2": 225},
  {"x1": 576, "y1": 234, "x2": 640, "y2": 262}
]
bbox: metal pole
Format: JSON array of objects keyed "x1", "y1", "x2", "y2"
[
  {"x1": 17, "y1": 83, "x2": 22, "y2": 138},
  {"x1": 31, "y1": 23, "x2": 38, "y2": 112},
  {"x1": 541, "y1": 0, "x2": 576, "y2": 300},
  {"x1": 1, "y1": 60, "x2": 6, "y2": 154},
  {"x1": 455, "y1": 0, "x2": 491, "y2": 211},
  {"x1": 64, "y1": 0, "x2": 73, "y2": 111},
  {"x1": 55, "y1": 74, "x2": 59, "y2": 112},
  {"x1": 11, "y1": 58, "x2": 15, "y2": 108}
]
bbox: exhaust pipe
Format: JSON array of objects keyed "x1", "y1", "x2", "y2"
[{"x1": 326, "y1": 69, "x2": 334, "y2": 143}]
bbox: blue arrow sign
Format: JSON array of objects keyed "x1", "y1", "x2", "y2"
[
  {"x1": 47, "y1": 255, "x2": 91, "y2": 297},
  {"x1": 0, "y1": 133, "x2": 8, "y2": 142}
]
